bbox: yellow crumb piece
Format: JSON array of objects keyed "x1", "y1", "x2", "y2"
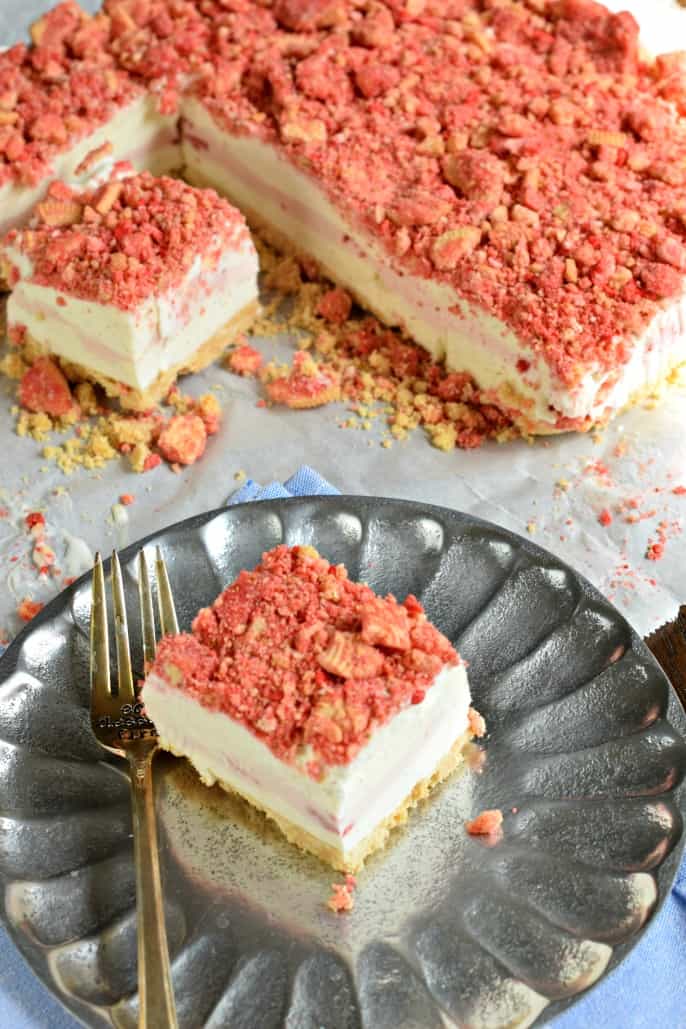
[
  {"x1": 234, "y1": 469, "x2": 247, "y2": 482},
  {"x1": 74, "y1": 382, "x2": 99, "y2": 416},
  {"x1": 556, "y1": 478, "x2": 570, "y2": 491},
  {"x1": 264, "y1": 255, "x2": 302, "y2": 295},
  {"x1": 0, "y1": 352, "x2": 27, "y2": 379},
  {"x1": 17, "y1": 411, "x2": 54, "y2": 442},
  {"x1": 526, "y1": 519, "x2": 537, "y2": 534},
  {"x1": 128, "y1": 442, "x2": 152, "y2": 473},
  {"x1": 428, "y1": 423, "x2": 457, "y2": 451}
]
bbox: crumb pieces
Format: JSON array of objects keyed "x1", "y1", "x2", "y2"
[
  {"x1": 317, "y1": 288, "x2": 353, "y2": 325},
  {"x1": 466, "y1": 809, "x2": 503, "y2": 837},
  {"x1": 8, "y1": 351, "x2": 224, "y2": 476},
  {"x1": 19, "y1": 358, "x2": 74, "y2": 417},
  {"x1": 598, "y1": 508, "x2": 613, "y2": 526},
  {"x1": 157, "y1": 413, "x2": 207, "y2": 466},
  {"x1": 327, "y1": 874, "x2": 357, "y2": 913},
  {"x1": 227, "y1": 344, "x2": 263, "y2": 377},
  {"x1": 17, "y1": 598, "x2": 44, "y2": 622},
  {"x1": 228, "y1": 241, "x2": 516, "y2": 451},
  {"x1": 265, "y1": 351, "x2": 340, "y2": 409},
  {"x1": 119, "y1": 493, "x2": 134, "y2": 506}
]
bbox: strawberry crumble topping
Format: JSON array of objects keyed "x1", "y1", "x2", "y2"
[
  {"x1": 0, "y1": 2, "x2": 141, "y2": 190},
  {"x1": 149, "y1": 544, "x2": 460, "y2": 769},
  {"x1": 188, "y1": 0, "x2": 686, "y2": 390},
  {"x1": 3, "y1": 170, "x2": 251, "y2": 310}
]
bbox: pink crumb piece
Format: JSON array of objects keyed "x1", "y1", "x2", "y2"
[
  {"x1": 598, "y1": 508, "x2": 613, "y2": 526},
  {"x1": 119, "y1": 493, "x2": 135, "y2": 506},
  {"x1": 466, "y1": 809, "x2": 503, "y2": 837},
  {"x1": 327, "y1": 875, "x2": 356, "y2": 913},
  {"x1": 142, "y1": 453, "x2": 162, "y2": 472},
  {"x1": 672, "y1": 486, "x2": 686, "y2": 496},
  {"x1": 646, "y1": 541, "x2": 665, "y2": 561},
  {"x1": 19, "y1": 358, "x2": 74, "y2": 417},
  {"x1": 157, "y1": 414, "x2": 207, "y2": 466},
  {"x1": 468, "y1": 706, "x2": 486, "y2": 738},
  {"x1": 228, "y1": 344, "x2": 263, "y2": 377},
  {"x1": 17, "y1": 598, "x2": 44, "y2": 622},
  {"x1": 317, "y1": 288, "x2": 353, "y2": 324}
]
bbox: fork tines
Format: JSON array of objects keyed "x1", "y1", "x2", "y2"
[{"x1": 90, "y1": 548, "x2": 179, "y2": 710}]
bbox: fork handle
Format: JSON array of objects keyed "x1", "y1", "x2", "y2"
[{"x1": 129, "y1": 753, "x2": 178, "y2": 1029}]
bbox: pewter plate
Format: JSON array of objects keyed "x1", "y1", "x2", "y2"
[{"x1": 0, "y1": 496, "x2": 685, "y2": 1028}]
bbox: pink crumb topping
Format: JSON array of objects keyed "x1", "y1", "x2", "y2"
[
  {"x1": 0, "y1": 2, "x2": 142, "y2": 188},
  {"x1": 4, "y1": 170, "x2": 251, "y2": 310},
  {"x1": 189, "y1": 0, "x2": 686, "y2": 387},
  {"x1": 146, "y1": 544, "x2": 460, "y2": 769}
]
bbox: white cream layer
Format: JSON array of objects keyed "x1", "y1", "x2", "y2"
[
  {"x1": 5, "y1": 237, "x2": 259, "y2": 390},
  {"x1": 0, "y1": 94, "x2": 181, "y2": 238},
  {"x1": 181, "y1": 101, "x2": 686, "y2": 430},
  {"x1": 142, "y1": 663, "x2": 471, "y2": 857}
]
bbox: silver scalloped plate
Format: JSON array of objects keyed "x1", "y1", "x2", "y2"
[{"x1": 0, "y1": 497, "x2": 685, "y2": 1029}]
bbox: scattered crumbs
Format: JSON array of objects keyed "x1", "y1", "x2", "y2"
[
  {"x1": 234, "y1": 469, "x2": 247, "y2": 483},
  {"x1": 327, "y1": 874, "x2": 357, "y2": 914},
  {"x1": 646, "y1": 520, "x2": 682, "y2": 562},
  {"x1": 5, "y1": 345, "x2": 224, "y2": 476},
  {"x1": 598, "y1": 508, "x2": 613, "y2": 527},
  {"x1": 228, "y1": 240, "x2": 517, "y2": 451},
  {"x1": 526, "y1": 519, "x2": 537, "y2": 534},
  {"x1": 673, "y1": 486, "x2": 686, "y2": 496},
  {"x1": 556, "y1": 478, "x2": 570, "y2": 492},
  {"x1": 466, "y1": 809, "x2": 503, "y2": 837},
  {"x1": 119, "y1": 493, "x2": 135, "y2": 506},
  {"x1": 226, "y1": 343, "x2": 263, "y2": 378}
]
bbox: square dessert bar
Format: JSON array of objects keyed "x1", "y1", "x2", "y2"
[
  {"x1": 142, "y1": 545, "x2": 483, "y2": 872},
  {"x1": 2, "y1": 168, "x2": 259, "y2": 410}
]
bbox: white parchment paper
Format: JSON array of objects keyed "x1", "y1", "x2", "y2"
[{"x1": 0, "y1": 0, "x2": 684, "y2": 645}]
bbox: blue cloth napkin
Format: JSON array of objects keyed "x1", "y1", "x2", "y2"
[{"x1": 0, "y1": 465, "x2": 683, "y2": 1029}]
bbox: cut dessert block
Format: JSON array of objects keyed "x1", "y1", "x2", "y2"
[
  {"x1": 178, "y1": 0, "x2": 686, "y2": 434},
  {"x1": 142, "y1": 545, "x2": 480, "y2": 872},
  {"x1": 0, "y1": 3, "x2": 182, "y2": 239},
  {"x1": 2, "y1": 169, "x2": 259, "y2": 410}
]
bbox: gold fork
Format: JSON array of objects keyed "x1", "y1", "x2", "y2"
[{"x1": 90, "y1": 547, "x2": 179, "y2": 1029}]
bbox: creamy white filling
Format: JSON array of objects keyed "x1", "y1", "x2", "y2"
[
  {"x1": 181, "y1": 102, "x2": 686, "y2": 429},
  {"x1": 0, "y1": 94, "x2": 181, "y2": 237},
  {"x1": 142, "y1": 663, "x2": 471, "y2": 856},
  {"x1": 5, "y1": 238, "x2": 259, "y2": 389}
]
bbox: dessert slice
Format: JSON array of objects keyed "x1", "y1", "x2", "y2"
[
  {"x1": 142, "y1": 545, "x2": 480, "y2": 872},
  {"x1": 0, "y1": 3, "x2": 181, "y2": 240},
  {"x1": 2, "y1": 169, "x2": 259, "y2": 410},
  {"x1": 181, "y1": 0, "x2": 686, "y2": 434}
]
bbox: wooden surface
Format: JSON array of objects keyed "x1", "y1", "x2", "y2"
[{"x1": 646, "y1": 607, "x2": 686, "y2": 713}]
